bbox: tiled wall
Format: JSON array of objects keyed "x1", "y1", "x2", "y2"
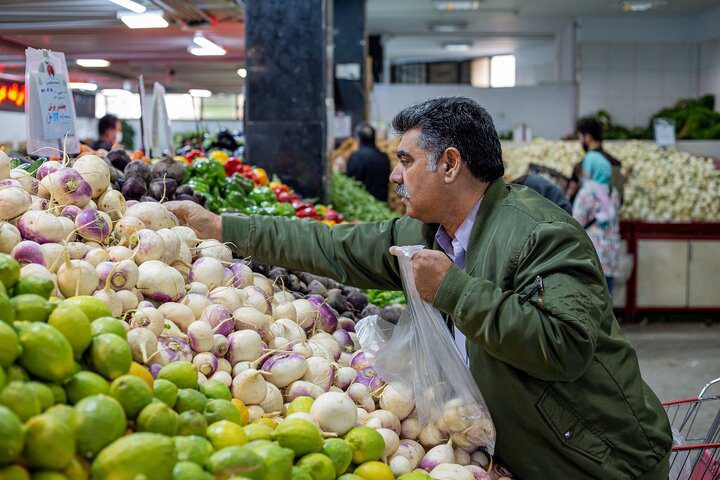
[
  {"x1": 578, "y1": 42, "x2": 700, "y2": 127},
  {"x1": 700, "y1": 37, "x2": 720, "y2": 106}
]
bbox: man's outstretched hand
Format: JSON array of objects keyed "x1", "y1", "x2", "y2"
[{"x1": 164, "y1": 200, "x2": 223, "y2": 240}]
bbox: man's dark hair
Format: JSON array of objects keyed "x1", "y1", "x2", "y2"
[
  {"x1": 576, "y1": 117, "x2": 603, "y2": 141},
  {"x1": 98, "y1": 114, "x2": 119, "y2": 137},
  {"x1": 354, "y1": 122, "x2": 375, "y2": 146},
  {"x1": 391, "y1": 96, "x2": 504, "y2": 182}
]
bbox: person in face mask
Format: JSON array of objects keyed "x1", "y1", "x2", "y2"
[{"x1": 92, "y1": 114, "x2": 122, "y2": 152}]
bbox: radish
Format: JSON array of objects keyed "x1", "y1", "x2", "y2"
[
  {"x1": 196, "y1": 239, "x2": 232, "y2": 262},
  {"x1": 243, "y1": 287, "x2": 269, "y2": 315},
  {"x1": 40, "y1": 167, "x2": 91, "y2": 206},
  {"x1": 0, "y1": 222, "x2": 21, "y2": 253},
  {"x1": 114, "y1": 216, "x2": 145, "y2": 245},
  {"x1": 125, "y1": 202, "x2": 178, "y2": 231},
  {"x1": 464, "y1": 465, "x2": 491, "y2": 480},
  {"x1": 93, "y1": 288, "x2": 123, "y2": 317},
  {"x1": 421, "y1": 442, "x2": 455, "y2": 472},
  {"x1": 334, "y1": 367, "x2": 357, "y2": 390},
  {"x1": 309, "y1": 391, "x2": 358, "y2": 435},
  {"x1": 200, "y1": 304, "x2": 234, "y2": 337},
  {"x1": 158, "y1": 302, "x2": 195, "y2": 332},
  {"x1": 157, "y1": 228, "x2": 181, "y2": 265},
  {"x1": 368, "y1": 410, "x2": 401, "y2": 436},
  {"x1": 377, "y1": 428, "x2": 400, "y2": 458},
  {"x1": 233, "y1": 306, "x2": 272, "y2": 340},
  {"x1": 85, "y1": 247, "x2": 110, "y2": 267},
  {"x1": 171, "y1": 226, "x2": 198, "y2": 248},
  {"x1": 210, "y1": 370, "x2": 232, "y2": 387},
  {"x1": 260, "y1": 353, "x2": 308, "y2": 388},
  {"x1": 189, "y1": 257, "x2": 225, "y2": 289},
  {"x1": 130, "y1": 306, "x2": 165, "y2": 337},
  {"x1": 347, "y1": 383, "x2": 375, "y2": 412},
  {"x1": 35, "y1": 160, "x2": 61, "y2": 181},
  {"x1": 17, "y1": 210, "x2": 68, "y2": 244},
  {"x1": 193, "y1": 352, "x2": 218, "y2": 376},
  {"x1": 380, "y1": 382, "x2": 415, "y2": 421},
  {"x1": 259, "y1": 383, "x2": 283, "y2": 414},
  {"x1": 97, "y1": 188, "x2": 125, "y2": 221},
  {"x1": 0, "y1": 186, "x2": 31, "y2": 220},
  {"x1": 126, "y1": 327, "x2": 158, "y2": 364},
  {"x1": 302, "y1": 357, "x2": 334, "y2": 392},
  {"x1": 181, "y1": 293, "x2": 212, "y2": 320},
  {"x1": 11, "y1": 240, "x2": 44, "y2": 266},
  {"x1": 116, "y1": 288, "x2": 139, "y2": 312},
  {"x1": 133, "y1": 229, "x2": 164, "y2": 264},
  {"x1": 212, "y1": 334, "x2": 229, "y2": 357},
  {"x1": 137, "y1": 260, "x2": 185, "y2": 302},
  {"x1": 285, "y1": 381, "x2": 325, "y2": 401},
  {"x1": 186, "y1": 320, "x2": 214, "y2": 352},
  {"x1": 67, "y1": 242, "x2": 90, "y2": 259},
  {"x1": 226, "y1": 330, "x2": 263, "y2": 365},
  {"x1": 210, "y1": 287, "x2": 243, "y2": 312},
  {"x1": 307, "y1": 297, "x2": 338, "y2": 333},
  {"x1": 57, "y1": 259, "x2": 98, "y2": 297},
  {"x1": 231, "y1": 369, "x2": 267, "y2": 404},
  {"x1": 73, "y1": 154, "x2": 110, "y2": 198},
  {"x1": 292, "y1": 299, "x2": 317, "y2": 329}
]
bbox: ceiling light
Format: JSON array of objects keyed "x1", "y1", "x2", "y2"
[
  {"x1": 118, "y1": 11, "x2": 168, "y2": 29},
  {"x1": 619, "y1": 1, "x2": 665, "y2": 11},
  {"x1": 434, "y1": 1, "x2": 481, "y2": 11},
  {"x1": 189, "y1": 89, "x2": 212, "y2": 97},
  {"x1": 429, "y1": 21, "x2": 467, "y2": 33},
  {"x1": 76, "y1": 59, "x2": 110, "y2": 68},
  {"x1": 68, "y1": 82, "x2": 98, "y2": 91},
  {"x1": 101, "y1": 88, "x2": 132, "y2": 96},
  {"x1": 189, "y1": 33, "x2": 227, "y2": 56},
  {"x1": 109, "y1": 0, "x2": 146, "y2": 13},
  {"x1": 237, "y1": 68, "x2": 247, "y2": 78},
  {"x1": 444, "y1": 43, "x2": 472, "y2": 52}
]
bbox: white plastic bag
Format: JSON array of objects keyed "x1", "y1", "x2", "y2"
[{"x1": 356, "y1": 244, "x2": 496, "y2": 453}]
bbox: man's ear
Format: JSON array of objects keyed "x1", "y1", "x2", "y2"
[{"x1": 442, "y1": 147, "x2": 462, "y2": 183}]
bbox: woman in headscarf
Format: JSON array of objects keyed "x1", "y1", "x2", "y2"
[{"x1": 573, "y1": 152, "x2": 621, "y2": 296}]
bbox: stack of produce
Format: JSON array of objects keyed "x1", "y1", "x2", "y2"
[
  {"x1": 0, "y1": 150, "x2": 497, "y2": 479},
  {"x1": 328, "y1": 171, "x2": 398, "y2": 223}
]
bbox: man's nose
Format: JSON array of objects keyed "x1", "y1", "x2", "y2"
[{"x1": 390, "y1": 164, "x2": 403, "y2": 185}]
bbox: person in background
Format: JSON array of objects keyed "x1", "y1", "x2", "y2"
[
  {"x1": 346, "y1": 122, "x2": 391, "y2": 202},
  {"x1": 511, "y1": 174, "x2": 573, "y2": 214},
  {"x1": 573, "y1": 153, "x2": 621, "y2": 296},
  {"x1": 92, "y1": 114, "x2": 121, "y2": 151},
  {"x1": 570, "y1": 117, "x2": 624, "y2": 202}
]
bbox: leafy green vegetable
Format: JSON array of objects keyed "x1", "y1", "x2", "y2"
[
  {"x1": 329, "y1": 171, "x2": 398, "y2": 223},
  {"x1": 366, "y1": 289, "x2": 406, "y2": 307}
]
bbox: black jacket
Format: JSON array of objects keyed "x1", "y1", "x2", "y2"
[{"x1": 346, "y1": 145, "x2": 391, "y2": 202}]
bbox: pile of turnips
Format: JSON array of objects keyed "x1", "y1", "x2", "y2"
[{"x1": 0, "y1": 149, "x2": 499, "y2": 479}]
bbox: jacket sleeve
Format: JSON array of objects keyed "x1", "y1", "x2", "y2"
[
  {"x1": 433, "y1": 221, "x2": 604, "y2": 382},
  {"x1": 222, "y1": 214, "x2": 411, "y2": 290}
]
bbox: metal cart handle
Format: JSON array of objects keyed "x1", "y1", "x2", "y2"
[{"x1": 699, "y1": 377, "x2": 720, "y2": 399}]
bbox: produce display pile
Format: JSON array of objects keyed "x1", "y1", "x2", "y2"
[
  {"x1": 503, "y1": 139, "x2": 720, "y2": 222},
  {"x1": 0, "y1": 149, "x2": 498, "y2": 479}
]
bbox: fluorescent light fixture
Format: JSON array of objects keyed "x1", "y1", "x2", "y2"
[
  {"x1": 444, "y1": 43, "x2": 472, "y2": 52},
  {"x1": 237, "y1": 68, "x2": 247, "y2": 78},
  {"x1": 429, "y1": 21, "x2": 467, "y2": 33},
  {"x1": 109, "y1": 0, "x2": 146, "y2": 13},
  {"x1": 76, "y1": 59, "x2": 110, "y2": 68},
  {"x1": 619, "y1": 1, "x2": 665, "y2": 11},
  {"x1": 189, "y1": 89, "x2": 212, "y2": 98},
  {"x1": 434, "y1": 1, "x2": 480, "y2": 11},
  {"x1": 101, "y1": 88, "x2": 132, "y2": 96},
  {"x1": 118, "y1": 11, "x2": 168, "y2": 29},
  {"x1": 68, "y1": 82, "x2": 98, "y2": 91},
  {"x1": 189, "y1": 33, "x2": 227, "y2": 56}
]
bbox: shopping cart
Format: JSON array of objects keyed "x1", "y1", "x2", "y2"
[{"x1": 664, "y1": 377, "x2": 720, "y2": 480}]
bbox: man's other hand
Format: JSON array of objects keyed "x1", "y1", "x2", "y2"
[
  {"x1": 164, "y1": 200, "x2": 223, "y2": 240},
  {"x1": 410, "y1": 249, "x2": 453, "y2": 303}
]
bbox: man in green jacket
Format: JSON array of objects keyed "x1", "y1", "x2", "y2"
[{"x1": 167, "y1": 97, "x2": 672, "y2": 479}]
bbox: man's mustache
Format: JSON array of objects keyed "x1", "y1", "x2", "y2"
[{"x1": 395, "y1": 184, "x2": 409, "y2": 199}]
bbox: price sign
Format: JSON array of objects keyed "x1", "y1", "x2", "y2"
[
  {"x1": 32, "y1": 63, "x2": 74, "y2": 140},
  {"x1": 654, "y1": 118, "x2": 676, "y2": 148}
]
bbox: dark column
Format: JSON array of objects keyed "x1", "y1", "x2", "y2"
[
  {"x1": 333, "y1": 0, "x2": 367, "y2": 133},
  {"x1": 244, "y1": 0, "x2": 333, "y2": 200}
]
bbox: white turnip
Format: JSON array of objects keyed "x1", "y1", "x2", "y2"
[
  {"x1": 157, "y1": 228, "x2": 181, "y2": 264},
  {"x1": 97, "y1": 188, "x2": 125, "y2": 221},
  {"x1": 243, "y1": 287, "x2": 269, "y2": 314},
  {"x1": 11, "y1": 240, "x2": 44, "y2": 266},
  {"x1": 39, "y1": 167, "x2": 91, "y2": 206},
  {"x1": 309, "y1": 391, "x2": 357, "y2": 435},
  {"x1": 158, "y1": 302, "x2": 195, "y2": 332},
  {"x1": 209, "y1": 287, "x2": 243, "y2": 312},
  {"x1": 210, "y1": 370, "x2": 232, "y2": 387},
  {"x1": 200, "y1": 304, "x2": 234, "y2": 337},
  {"x1": 17, "y1": 210, "x2": 67, "y2": 244},
  {"x1": 130, "y1": 306, "x2": 165, "y2": 337},
  {"x1": 368, "y1": 410, "x2": 402, "y2": 436},
  {"x1": 84, "y1": 247, "x2": 110, "y2": 267},
  {"x1": 233, "y1": 306, "x2": 272, "y2": 340},
  {"x1": 0, "y1": 186, "x2": 30, "y2": 220},
  {"x1": 196, "y1": 239, "x2": 232, "y2": 262},
  {"x1": 181, "y1": 293, "x2": 212, "y2": 320},
  {"x1": 231, "y1": 369, "x2": 267, "y2": 404},
  {"x1": 226, "y1": 330, "x2": 263, "y2": 365},
  {"x1": 259, "y1": 383, "x2": 283, "y2": 414},
  {"x1": 93, "y1": 288, "x2": 123, "y2": 317},
  {"x1": 347, "y1": 383, "x2": 375, "y2": 413},
  {"x1": 73, "y1": 154, "x2": 110, "y2": 198},
  {"x1": 114, "y1": 216, "x2": 145, "y2": 245},
  {"x1": 171, "y1": 226, "x2": 198, "y2": 248},
  {"x1": 285, "y1": 381, "x2": 324, "y2": 401},
  {"x1": 116, "y1": 288, "x2": 139, "y2": 312},
  {"x1": 57, "y1": 259, "x2": 98, "y2": 297},
  {"x1": 334, "y1": 366, "x2": 357, "y2": 390},
  {"x1": 193, "y1": 352, "x2": 218, "y2": 376},
  {"x1": 0, "y1": 222, "x2": 20, "y2": 253},
  {"x1": 302, "y1": 356, "x2": 334, "y2": 392},
  {"x1": 292, "y1": 299, "x2": 317, "y2": 329},
  {"x1": 189, "y1": 256, "x2": 225, "y2": 288},
  {"x1": 126, "y1": 327, "x2": 158, "y2": 364},
  {"x1": 429, "y1": 464, "x2": 474, "y2": 480},
  {"x1": 378, "y1": 428, "x2": 400, "y2": 458},
  {"x1": 133, "y1": 229, "x2": 164, "y2": 264},
  {"x1": 421, "y1": 442, "x2": 456, "y2": 472},
  {"x1": 124, "y1": 202, "x2": 178, "y2": 231},
  {"x1": 271, "y1": 318, "x2": 306, "y2": 343},
  {"x1": 187, "y1": 320, "x2": 214, "y2": 352},
  {"x1": 137, "y1": 260, "x2": 185, "y2": 302},
  {"x1": 380, "y1": 381, "x2": 415, "y2": 421},
  {"x1": 213, "y1": 336, "x2": 230, "y2": 359},
  {"x1": 464, "y1": 465, "x2": 492, "y2": 480},
  {"x1": 260, "y1": 353, "x2": 308, "y2": 388}
]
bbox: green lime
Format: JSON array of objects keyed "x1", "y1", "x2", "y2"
[
  {"x1": 396, "y1": 473, "x2": 432, "y2": 480},
  {"x1": 136, "y1": 401, "x2": 179, "y2": 436},
  {"x1": 199, "y1": 380, "x2": 232, "y2": 401},
  {"x1": 74, "y1": 394, "x2": 127, "y2": 459},
  {"x1": 153, "y1": 378, "x2": 178, "y2": 408},
  {"x1": 109, "y1": 375, "x2": 153, "y2": 419},
  {"x1": 0, "y1": 253, "x2": 20, "y2": 289},
  {"x1": 177, "y1": 410, "x2": 208, "y2": 437},
  {"x1": 46, "y1": 383, "x2": 67, "y2": 405},
  {"x1": 291, "y1": 466, "x2": 314, "y2": 480},
  {"x1": 0, "y1": 368, "x2": 5, "y2": 393},
  {"x1": 0, "y1": 321, "x2": 21, "y2": 367},
  {"x1": 173, "y1": 435, "x2": 214, "y2": 465},
  {"x1": 62, "y1": 456, "x2": 90, "y2": 480},
  {"x1": 206, "y1": 446, "x2": 266, "y2": 480},
  {"x1": 322, "y1": 438, "x2": 353, "y2": 476},
  {"x1": 90, "y1": 317, "x2": 126, "y2": 339},
  {"x1": 0, "y1": 291, "x2": 14, "y2": 325},
  {"x1": 204, "y1": 399, "x2": 242, "y2": 425},
  {"x1": 25, "y1": 382, "x2": 55, "y2": 412},
  {"x1": 64, "y1": 371, "x2": 109, "y2": 405},
  {"x1": 0, "y1": 404, "x2": 24, "y2": 465},
  {"x1": 245, "y1": 439, "x2": 273, "y2": 451},
  {"x1": 174, "y1": 388, "x2": 207, "y2": 414},
  {"x1": 206, "y1": 420, "x2": 248, "y2": 450},
  {"x1": 30, "y1": 472, "x2": 69, "y2": 480},
  {"x1": 49, "y1": 304, "x2": 92, "y2": 359},
  {"x1": 24, "y1": 414, "x2": 75, "y2": 470},
  {"x1": 4, "y1": 364, "x2": 28, "y2": 383},
  {"x1": 44, "y1": 404, "x2": 77, "y2": 431},
  {"x1": 273, "y1": 418, "x2": 323, "y2": 457},
  {"x1": 157, "y1": 362, "x2": 197, "y2": 389},
  {"x1": 87, "y1": 333, "x2": 132, "y2": 380},
  {"x1": 296, "y1": 453, "x2": 335, "y2": 480},
  {"x1": 172, "y1": 461, "x2": 213, "y2": 480},
  {"x1": 90, "y1": 433, "x2": 175, "y2": 480},
  {"x1": 343, "y1": 427, "x2": 385, "y2": 464},
  {"x1": 243, "y1": 423, "x2": 274, "y2": 442},
  {"x1": 10, "y1": 294, "x2": 52, "y2": 323},
  {"x1": 252, "y1": 442, "x2": 293, "y2": 480},
  {"x1": 0, "y1": 465, "x2": 30, "y2": 480},
  {"x1": 287, "y1": 396, "x2": 314, "y2": 415},
  {"x1": 16, "y1": 321, "x2": 74, "y2": 382},
  {"x1": 61, "y1": 297, "x2": 111, "y2": 321},
  {"x1": 0, "y1": 381, "x2": 41, "y2": 421},
  {"x1": 14, "y1": 277, "x2": 54, "y2": 299}
]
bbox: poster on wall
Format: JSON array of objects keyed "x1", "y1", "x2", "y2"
[{"x1": 24, "y1": 48, "x2": 79, "y2": 157}]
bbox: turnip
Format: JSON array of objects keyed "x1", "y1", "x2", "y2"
[
  {"x1": 193, "y1": 352, "x2": 218, "y2": 376},
  {"x1": 130, "y1": 306, "x2": 165, "y2": 337},
  {"x1": 157, "y1": 228, "x2": 181, "y2": 265},
  {"x1": 114, "y1": 216, "x2": 145, "y2": 245},
  {"x1": 210, "y1": 370, "x2": 232, "y2": 387},
  {"x1": 106, "y1": 245, "x2": 132, "y2": 262},
  {"x1": 292, "y1": 299, "x2": 317, "y2": 329},
  {"x1": 97, "y1": 188, "x2": 125, "y2": 221},
  {"x1": 85, "y1": 247, "x2": 110, "y2": 267},
  {"x1": 350, "y1": 351, "x2": 371, "y2": 371},
  {"x1": 332, "y1": 329, "x2": 354, "y2": 354},
  {"x1": 178, "y1": 241, "x2": 192, "y2": 265},
  {"x1": 355, "y1": 368, "x2": 384, "y2": 391},
  {"x1": 334, "y1": 366, "x2": 357, "y2": 390},
  {"x1": 67, "y1": 242, "x2": 89, "y2": 259},
  {"x1": 57, "y1": 259, "x2": 98, "y2": 297},
  {"x1": 40, "y1": 167, "x2": 91, "y2": 206},
  {"x1": 60, "y1": 204, "x2": 81, "y2": 221},
  {"x1": 17, "y1": 210, "x2": 67, "y2": 244},
  {"x1": 126, "y1": 327, "x2": 158, "y2": 364},
  {"x1": 268, "y1": 337, "x2": 290, "y2": 350},
  {"x1": 260, "y1": 353, "x2": 308, "y2": 388},
  {"x1": 28, "y1": 196, "x2": 47, "y2": 211},
  {"x1": 196, "y1": 239, "x2": 232, "y2": 262},
  {"x1": 259, "y1": 383, "x2": 283, "y2": 414},
  {"x1": 226, "y1": 330, "x2": 263, "y2": 365},
  {"x1": 380, "y1": 381, "x2": 415, "y2": 421},
  {"x1": 231, "y1": 369, "x2": 267, "y2": 404},
  {"x1": 233, "y1": 306, "x2": 272, "y2": 340},
  {"x1": 310, "y1": 332, "x2": 341, "y2": 361},
  {"x1": 309, "y1": 391, "x2": 357, "y2": 435},
  {"x1": 368, "y1": 410, "x2": 402, "y2": 436},
  {"x1": 421, "y1": 442, "x2": 455, "y2": 472},
  {"x1": 429, "y1": 464, "x2": 474, "y2": 480},
  {"x1": 197, "y1": 372, "x2": 208, "y2": 385},
  {"x1": 0, "y1": 186, "x2": 31, "y2": 220},
  {"x1": 420, "y1": 424, "x2": 447, "y2": 449},
  {"x1": 181, "y1": 293, "x2": 212, "y2": 320},
  {"x1": 137, "y1": 260, "x2": 185, "y2": 302},
  {"x1": 99, "y1": 259, "x2": 138, "y2": 291},
  {"x1": 0, "y1": 151, "x2": 10, "y2": 180},
  {"x1": 213, "y1": 336, "x2": 230, "y2": 359},
  {"x1": 171, "y1": 226, "x2": 198, "y2": 248},
  {"x1": 116, "y1": 289, "x2": 139, "y2": 312},
  {"x1": 35, "y1": 160, "x2": 61, "y2": 182},
  {"x1": 93, "y1": 288, "x2": 123, "y2": 317},
  {"x1": 215, "y1": 357, "x2": 232, "y2": 374},
  {"x1": 232, "y1": 361, "x2": 253, "y2": 377},
  {"x1": 271, "y1": 318, "x2": 307, "y2": 343},
  {"x1": 58, "y1": 216, "x2": 76, "y2": 241},
  {"x1": 125, "y1": 202, "x2": 178, "y2": 231},
  {"x1": 455, "y1": 448, "x2": 471, "y2": 466},
  {"x1": 228, "y1": 262, "x2": 253, "y2": 288},
  {"x1": 357, "y1": 407, "x2": 370, "y2": 425},
  {"x1": 210, "y1": 287, "x2": 243, "y2": 312},
  {"x1": 402, "y1": 415, "x2": 421, "y2": 440},
  {"x1": 270, "y1": 302, "x2": 295, "y2": 322},
  {"x1": 39, "y1": 243, "x2": 65, "y2": 272},
  {"x1": 377, "y1": 428, "x2": 400, "y2": 458},
  {"x1": 158, "y1": 302, "x2": 195, "y2": 332},
  {"x1": 189, "y1": 257, "x2": 225, "y2": 289},
  {"x1": 292, "y1": 343, "x2": 313, "y2": 359},
  {"x1": 11, "y1": 240, "x2": 44, "y2": 266},
  {"x1": 0, "y1": 222, "x2": 20, "y2": 253},
  {"x1": 75, "y1": 208, "x2": 111, "y2": 243},
  {"x1": 247, "y1": 406, "x2": 265, "y2": 422},
  {"x1": 464, "y1": 465, "x2": 492, "y2": 480},
  {"x1": 161, "y1": 319, "x2": 185, "y2": 339},
  {"x1": 450, "y1": 418, "x2": 495, "y2": 449},
  {"x1": 73, "y1": 154, "x2": 110, "y2": 198},
  {"x1": 10, "y1": 168, "x2": 38, "y2": 195},
  {"x1": 273, "y1": 290, "x2": 295, "y2": 305},
  {"x1": 347, "y1": 383, "x2": 375, "y2": 413},
  {"x1": 152, "y1": 336, "x2": 193, "y2": 366},
  {"x1": 133, "y1": 229, "x2": 164, "y2": 264},
  {"x1": 19, "y1": 263, "x2": 57, "y2": 295},
  {"x1": 391, "y1": 440, "x2": 425, "y2": 471},
  {"x1": 187, "y1": 320, "x2": 215, "y2": 352},
  {"x1": 390, "y1": 456, "x2": 413, "y2": 477},
  {"x1": 307, "y1": 297, "x2": 338, "y2": 333},
  {"x1": 138, "y1": 300, "x2": 154, "y2": 309},
  {"x1": 187, "y1": 281, "x2": 208, "y2": 295},
  {"x1": 252, "y1": 274, "x2": 274, "y2": 299},
  {"x1": 338, "y1": 317, "x2": 356, "y2": 332},
  {"x1": 302, "y1": 357, "x2": 334, "y2": 392},
  {"x1": 338, "y1": 352, "x2": 353, "y2": 368},
  {"x1": 200, "y1": 304, "x2": 234, "y2": 337},
  {"x1": 286, "y1": 381, "x2": 325, "y2": 401},
  {"x1": 243, "y1": 287, "x2": 269, "y2": 314}
]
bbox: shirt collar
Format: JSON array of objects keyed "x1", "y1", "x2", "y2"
[{"x1": 435, "y1": 197, "x2": 483, "y2": 258}]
